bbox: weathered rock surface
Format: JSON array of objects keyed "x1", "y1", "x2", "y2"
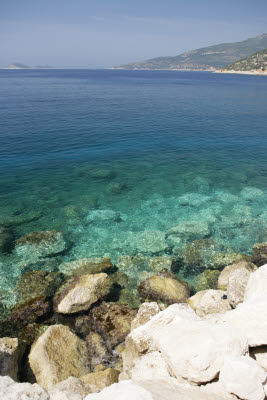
[
  {"x1": 188, "y1": 289, "x2": 231, "y2": 317},
  {"x1": 0, "y1": 375, "x2": 49, "y2": 400},
  {"x1": 90, "y1": 302, "x2": 136, "y2": 348},
  {"x1": 29, "y1": 324, "x2": 90, "y2": 390},
  {"x1": 182, "y1": 239, "x2": 223, "y2": 269},
  {"x1": 219, "y1": 356, "x2": 267, "y2": 400},
  {"x1": 148, "y1": 256, "x2": 176, "y2": 273},
  {"x1": 48, "y1": 377, "x2": 93, "y2": 400},
  {"x1": 227, "y1": 267, "x2": 251, "y2": 307},
  {"x1": 244, "y1": 263, "x2": 267, "y2": 302},
  {"x1": 86, "y1": 332, "x2": 110, "y2": 369},
  {"x1": 0, "y1": 337, "x2": 21, "y2": 380},
  {"x1": 54, "y1": 273, "x2": 113, "y2": 314},
  {"x1": 116, "y1": 254, "x2": 149, "y2": 282},
  {"x1": 193, "y1": 269, "x2": 220, "y2": 292},
  {"x1": 131, "y1": 302, "x2": 162, "y2": 331},
  {"x1": 11, "y1": 296, "x2": 51, "y2": 327},
  {"x1": 252, "y1": 242, "x2": 267, "y2": 266},
  {"x1": 58, "y1": 257, "x2": 113, "y2": 276},
  {"x1": 217, "y1": 260, "x2": 257, "y2": 290},
  {"x1": 122, "y1": 304, "x2": 248, "y2": 384},
  {"x1": 80, "y1": 368, "x2": 119, "y2": 392},
  {"x1": 138, "y1": 270, "x2": 190, "y2": 304},
  {"x1": 84, "y1": 379, "x2": 227, "y2": 400},
  {"x1": 15, "y1": 230, "x2": 67, "y2": 259}
]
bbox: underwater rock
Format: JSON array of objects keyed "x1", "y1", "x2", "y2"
[
  {"x1": 80, "y1": 368, "x2": 120, "y2": 392},
  {"x1": 54, "y1": 273, "x2": 113, "y2": 314},
  {"x1": 106, "y1": 182, "x2": 127, "y2": 194},
  {"x1": 28, "y1": 324, "x2": 90, "y2": 390},
  {"x1": 138, "y1": 270, "x2": 190, "y2": 305},
  {"x1": 208, "y1": 252, "x2": 248, "y2": 270},
  {"x1": 48, "y1": 376, "x2": 93, "y2": 400},
  {"x1": 183, "y1": 239, "x2": 224, "y2": 270},
  {"x1": 240, "y1": 186, "x2": 264, "y2": 200},
  {"x1": 0, "y1": 375, "x2": 49, "y2": 400},
  {"x1": 252, "y1": 242, "x2": 267, "y2": 266},
  {"x1": 116, "y1": 254, "x2": 149, "y2": 276},
  {"x1": 86, "y1": 209, "x2": 121, "y2": 224},
  {"x1": 148, "y1": 256, "x2": 176, "y2": 274},
  {"x1": 15, "y1": 230, "x2": 67, "y2": 260},
  {"x1": 0, "y1": 337, "x2": 22, "y2": 381},
  {"x1": 86, "y1": 332, "x2": 110, "y2": 370},
  {"x1": 117, "y1": 288, "x2": 142, "y2": 309},
  {"x1": 11, "y1": 295, "x2": 51, "y2": 327},
  {"x1": 217, "y1": 261, "x2": 258, "y2": 291},
  {"x1": 90, "y1": 302, "x2": 137, "y2": 349},
  {"x1": 0, "y1": 226, "x2": 13, "y2": 253},
  {"x1": 188, "y1": 289, "x2": 231, "y2": 317},
  {"x1": 167, "y1": 220, "x2": 210, "y2": 241},
  {"x1": 132, "y1": 230, "x2": 167, "y2": 254},
  {"x1": 131, "y1": 302, "x2": 162, "y2": 331},
  {"x1": 0, "y1": 210, "x2": 42, "y2": 227},
  {"x1": 193, "y1": 269, "x2": 220, "y2": 292},
  {"x1": 87, "y1": 168, "x2": 116, "y2": 180},
  {"x1": 58, "y1": 257, "x2": 113, "y2": 276},
  {"x1": 178, "y1": 192, "x2": 210, "y2": 206}
]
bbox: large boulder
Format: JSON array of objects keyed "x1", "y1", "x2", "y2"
[
  {"x1": 188, "y1": 289, "x2": 231, "y2": 317},
  {"x1": 217, "y1": 261, "x2": 258, "y2": 291},
  {"x1": 122, "y1": 304, "x2": 248, "y2": 384},
  {"x1": 138, "y1": 270, "x2": 190, "y2": 304},
  {"x1": 83, "y1": 379, "x2": 228, "y2": 400},
  {"x1": 15, "y1": 230, "x2": 67, "y2": 260},
  {"x1": 80, "y1": 368, "x2": 119, "y2": 392},
  {"x1": 58, "y1": 257, "x2": 113, "y2": 276},
  {"x1": 48, "y1": 377, "x2": 93, "y2": 400},
  {"x1": 244, "y1": 264, "x2": 267, "y2": 302},
  {"x1": 0, "y1": 337, "x2": 21, "y2": 381},
  {"x1": 219, "y1": 356, "x2": 267, "y2": 400},
  {"x1": 0, "y1": 375, "x2": 49, "y2": 400},
  {"x1": 90, "y1": 302, "x2": 136, "y2": 349},
  {"x1": 131, "y1": 302, "x2": 162, "y2": 331},
  {"x1": 54, "y1": 273, "x2": 113, "y2": 314},
  {"x1": 28, "y1": 324, "x2": 90, "y2": 390},
  {"x1": 227, "y1": 268, "x2": 252, "y2": 307}
]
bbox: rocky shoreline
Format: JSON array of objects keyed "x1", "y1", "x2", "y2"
[{"x1": 0, "y1": 229, "x2": 267, "y2": 399}]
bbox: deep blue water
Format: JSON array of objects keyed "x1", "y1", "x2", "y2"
[{"x1": 0, "y1": 69, "x2": 266, "y2": 308}]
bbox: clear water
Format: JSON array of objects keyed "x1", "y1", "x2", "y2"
[{"x1": 0, "y1": 69, "x2": 266, "y2": 308}]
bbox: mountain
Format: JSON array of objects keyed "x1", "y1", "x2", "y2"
[
  {"x1": 113, "y1": 33, "x2": 267, "y2": 71},
  {"x1": 222, "y1": 48, "x2": 267, "y2": 73},
  {"x1": 3, "y1": 63, "x2": 53, "y2": 69}
]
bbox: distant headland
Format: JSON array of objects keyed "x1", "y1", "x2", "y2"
[{"x1": 2, "y1": 62, "x2": 54, "y2": 69}]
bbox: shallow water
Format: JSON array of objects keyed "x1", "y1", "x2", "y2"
[{"x1": 0, "y1": 69, "x2": 266, "y2": 309}]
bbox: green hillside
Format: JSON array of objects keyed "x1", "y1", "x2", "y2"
[
  {"x1": 113, "y1": 33, "x2": 267, "y2": 70},
  {"x1": 223, "y1": 48, "x2": 267, "y2": 71}
]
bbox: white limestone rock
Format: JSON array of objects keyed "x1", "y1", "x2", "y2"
[
  {"x1": 0, "y1": 375, "x2": 49, "y2": 400},
  {"x1": 217, "y1": 261, "x2": 257, "y2": 291},
  {"x1": 188, "y1": 289, "x2": 231, "y2": 316},
  {"x1": 227, "y1": 267, "x2": 251, "y2": 307},
  {"x1": 244, "y1": 264, "x2": 267, "y2": 302},
  {"x1": 131, "y1": 302, "x2": 162, "y2": 331},
  {"x1": 84, "y1": 379, "x2": 227, "y2": 400},
  {"x1": 48, "y1": 377, "x2": 93, "y2": 400},
  {"x1": 250, "y1": 346, "x2": 267, "y2": 371},
  {"x1": 0, "y1": 337, "x2": 21, "y2": 381},
  {"x1": 219, "y1": 356, "x2": 267, "y2": 400},
  {"x1": 122, "y1": 304, "x2": 248, "y2": 384}
]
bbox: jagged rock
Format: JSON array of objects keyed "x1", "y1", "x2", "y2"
[
  {"x1": 11, "y1": 296, "x2": 51, "y2": 327},
  {"x1": 122, "y1": 304, "x2": 248, "y2": 384},
  {"x1": 183, "y1": 239, "x2": 223, "y2": 269},
  {"x1": 131, "y1": 302, "x2": 162, "y2": 331},
  {"x1": 227, "y1": 268, "x2": 251, "y2": 307},
  {"x1": 48, "y1": 377, "x2": 93, "y2": 400},
  {"x1": 83, "y1": 379, "x2": 228, "y2": 400},
  {"x1": 194, "y1": 269, "x2": 220, "y2": 292},
  {"x1": 54, "y1": 273, "x2": 113, "y2": 314},
  {"x1": 219, "y1": 356, "x2": 266, "y2": 400},
  {"x1": 28, "y1": 324, "x2": 90, "y2": 390},
  {"x1": 0, "y1": 337, "x2": 22, "y2": 381},
  {"x1": 244, "y1": 264, "x2": 267, "y2": 302},
  {"x1": 58, "y1": 257, "x2": 113, "y2": 276},
  {"x1": 86, "y1": 332, "x2": 110, "y2": 369},
  {"x1": 80, "y1": 368, "x2": 119, "y2": 392},
  {"x1": 250, "y1": 346, "x2": 267, "y2": 371},
  {"x1": 252, "y1": 242, "x2": 267, "y2": 266},
  {"x1": 217, "y1": 261, "x2": 258, "y2": 290},
  {"x1": 0, "y1": 375, "x2": 49, "y2": 400},
  {"x1": 138, "y1": 270, "x2": 190, "y2": 304},
  {"x1": 90, "y1": 302, "x2": 137, "y2": 349},
  {"x1": 15, "y1": 230, "x2": 67, "y2": 260},
  {"x1": 0, "y1": 226, "x2": 13, "y2": 253},
  {"x1": 188, "y1": 289, "x2": 231, "y2": 317}
]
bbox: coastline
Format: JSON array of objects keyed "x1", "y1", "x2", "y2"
[{"x1": 215, "y1": 69, "x2": 267, "y2": 76}]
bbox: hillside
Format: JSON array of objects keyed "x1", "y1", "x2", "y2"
[
  {"x1": 113, "y1": 33, "x2": 267, "y2": 70},
  {"x1": 3, "y1": 63, "x2": 53, "y2": 69},
  {"x1": 222, "y1": 48, "x2": 267, "y2": 73}
]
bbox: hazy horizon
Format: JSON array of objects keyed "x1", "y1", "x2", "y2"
[{"x1": 1, "y1": 0, "x2": 267, "y2": 68}]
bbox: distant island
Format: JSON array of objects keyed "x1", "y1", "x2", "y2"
[
  {"x1": 2, "y1": 62, "x2": 53, "y2": 69},
  {"x1": 218, "y1": 48, "x2": 267, "y2": 75},
  {"x1": 112, "y1": 33, "x2": 267, "y2": 71}
]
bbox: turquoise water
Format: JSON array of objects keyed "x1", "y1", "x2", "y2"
[{"x1": 0, "y1": 69, "x2": 267, "y2": 309}]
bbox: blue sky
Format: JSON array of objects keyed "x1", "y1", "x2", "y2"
[{"x1": 1, "y1": 0, "x2": 267, "y2": 68}]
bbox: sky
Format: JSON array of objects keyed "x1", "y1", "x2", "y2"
[{"x1": 1, "y1": 0, "x2": 267, "y2": 68}]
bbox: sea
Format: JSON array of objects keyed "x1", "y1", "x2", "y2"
[{"x1": 0, "y1": 69, "x2": 266, "y2": 309}]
